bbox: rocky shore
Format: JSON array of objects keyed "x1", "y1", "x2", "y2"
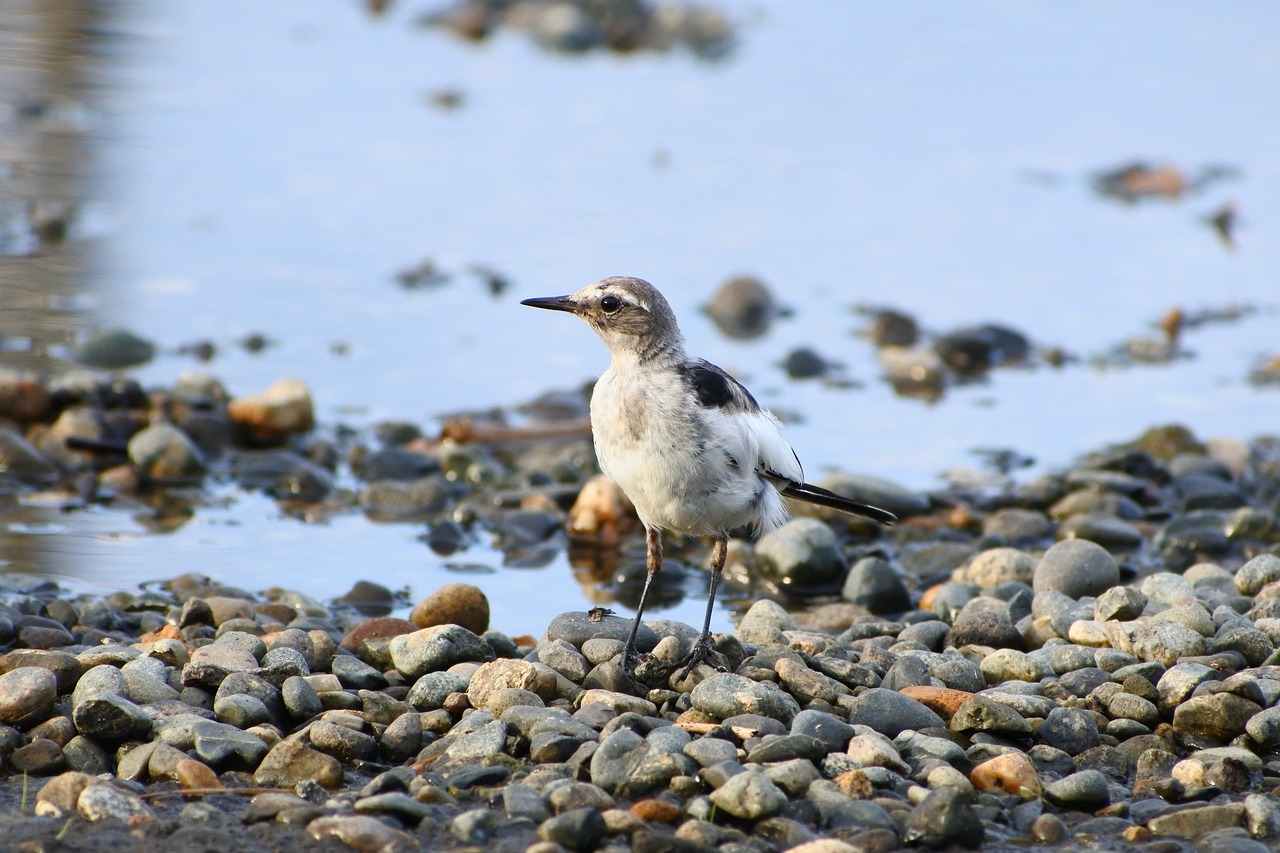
[{"x1": 3, "y1": 364, "x2": 1280, "y2": 852}]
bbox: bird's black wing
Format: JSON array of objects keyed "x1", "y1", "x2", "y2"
[
  {"x1": 678, "y1": 359, "x2": 760, "y2": 413},
  {"x1": 772, "y1": 476, "x2": 897, "y2": 526}
]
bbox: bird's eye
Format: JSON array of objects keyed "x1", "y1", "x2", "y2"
[{"x1": 600, "y1": 295, "x2": 621, "y2": 313}]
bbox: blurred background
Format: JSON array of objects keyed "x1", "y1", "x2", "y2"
[{"x1": 1, "y1": 0, "x2": 1278, "y2": 635}]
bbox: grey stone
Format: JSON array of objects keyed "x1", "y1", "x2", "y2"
[
  {"x1": 445, "y1": 718, "x2": 508, "y2": 763},
  {"x1": 844, "y1": 688, "x2": 944, "y2": 737},
  {"x1": 331, "y1": 653, "x2": 387, "y2": 690},
  {"x1": 503, "y1": 783, "x2": 550, "y2": 822},
  {"x1": 842, "y1": 556, "x2": 910, "y2": 614},
  {"x1": 791, "y1": 708, "x2": 856, "y2": 752},
  {"x1": 546, "y1": 611, "x2": 657, "y2": 652},
  {"x1": 388, "y1": 624, "x2": 492, "y2": 678},
  {"x1": 1043, "y1": 769, "x2": 1110, "y2": 809},
  {"x1": 683, "y1": 737, "x2": 738, "y2": 768},
  {"x1": 1237, "y1": 554, "x2": 1280, "y2": 596},
  {"x1": 690, "y1": 673, "x2": 799, "y2": 724},
  {"x1": 950, "y1": 695, "x2": 1031, "y2": 735},
  {"x1": 1040, "y1": 706, "x2": 1100, "y2": 755},
  {"x1": 282, "y1": 675, "x2": 324, "y2": 720},
  {"x1": 71, "y1": 694, "x2": 152, "y2": 744},
  {"x1": 380, "y1": 712, "x2": 422, "y2": 762},
  {"x1": 1095, "y1": 586, "x2": 1148, "y2": 621},
  {"x1": 538, "y1": 807, "x2": 607, "y2": 851},
  {"x1": 214, "y1": 693, "x2": 272, "y2": 729},
  {"x1": 405, "y1": 671, "x2": 469, "y2": 710},
  {"x1": 902, "y1": 787, "x2": 985, "y2": 849},
  {"x1": 1033, "y1": 539, "x2": 1119, "y2": 598},
  {"x1": 755, "y1": 517, "x2": 847, "y2": 594},
  {"x1": 353, "y1": 791, "x2": 432, "y2": 825},
  {"x1": 310, "y1": 719, "x2": 378, "y2": 762},
  {"x1": 709, "y1": 770, "x2": 787, "y2": 820}
]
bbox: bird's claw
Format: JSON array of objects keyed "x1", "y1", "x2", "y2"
[{"x1": 675, "y1": 636, "x2": 714, "y2": 681}]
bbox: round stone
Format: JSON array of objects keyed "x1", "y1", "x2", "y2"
[{"x1": 1033, "y1": 539, "x2": 1119, "y2": 598}]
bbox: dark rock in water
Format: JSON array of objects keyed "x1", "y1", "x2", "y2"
[
  {"x1": 781, "y1": 347, "x2": 831, "y2": 380},
  {"x1": 492, "y1": 509, "x2": 563, "y2": 547},
  {"x1": 842, "y1": 556, "x2": 910, "y2": 614},
  {"x1": 73, "y1": 328, "x2": 156, "y2": 369},
  {"x1": 933, "y1": 323, "x2": 1030, "y2": 375},
  {"x1": 902, "y1": 787, "x2": 985, "y2": 848},
  {"x1": 351, "y1": 446, "x2": 440, "y2": 482},
  {"x1": 864, "y1": 308, "x2": 920, "y2": 348},
  {"x1": 127, "y1": 422, "x2": 207, "y2": 483},
  {"x1": 755, "y1": 518, "x2": 847, "y2": 594},
  {"x1": 359, "y1": 476, "x2": 453, "y2": 520},
  {"x1": 704, "y1": 275, "x2": 779, "y2": 340},
  {"x1": 231, "y1": 449, "x2": 333, "y2": 502},
  {"x1": 334, "y1": 580, "x2": 396, "y2": 616}
]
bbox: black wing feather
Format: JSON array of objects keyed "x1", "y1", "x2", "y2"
[
  {"x1": 678, "y1": 360, "x2": 759, "y2": 412},
  {"x1": 780, "y1": 482, "x2": 897, "y2": 526}
]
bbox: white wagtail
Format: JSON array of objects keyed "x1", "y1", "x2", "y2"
[{"x1": 522, "y1": 276, "x2": 896, "y2": 676}]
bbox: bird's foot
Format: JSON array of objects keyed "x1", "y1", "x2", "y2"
[{"x1": 675, "y1": 634, "x2": 715, "y2": 681}]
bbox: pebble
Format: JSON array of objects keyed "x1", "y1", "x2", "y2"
[
  {"x1": 410, "y1": 581, "x2": 491, "y2": 634},
  {"x1": 0, "y1": 666, "x2": 58, "y2": 725},
  {"x1": 1033, "y1": 538, "x2": 1119, "y2": 598},
  {"x1": 755, "y1": 517, "x2": 848, "y2": 594}
]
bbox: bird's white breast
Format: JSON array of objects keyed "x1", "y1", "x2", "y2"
[{"x1": 590, "y1": 364, "x2": 791, "y2": 537}]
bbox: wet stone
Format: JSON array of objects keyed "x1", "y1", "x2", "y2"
[
  {"x1": 842, "y1": 556, "x2": 910, "y2": 614},
  {"x1": 72, "y1": 693, "x2": 152, "y2": 744},
  {"x1": 1043, "y1": 769, "x2": 1111, "y2": 809},
  {"x1": 11, "y1": 738, "x2": 67, "y2": 775},
  {"x1": 902, "y1": 787, "x2": 985, "y2": 849},
  {"x1": 754, "y1": 518, "x2": 848, "y2": 594},
  {"x1": 539, "y1": 807, "x2": 608, "y2": 851},
  {"x1": 0, "y1": 666, "x2": 57, "y2": 726}
]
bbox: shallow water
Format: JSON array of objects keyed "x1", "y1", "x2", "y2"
[{"x1": 3, "y1": 1, "x2": 1280, "y2": 635}]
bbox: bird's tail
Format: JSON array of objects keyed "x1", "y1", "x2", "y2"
[{"x1": 782, "y1": 483, "x2": 898, "y2": 526}]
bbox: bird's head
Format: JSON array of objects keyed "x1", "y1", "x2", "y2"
[{"x1": 521, "y1": 276, "x2": 684, "y2": 359}]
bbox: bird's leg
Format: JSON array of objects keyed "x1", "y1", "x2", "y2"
[
  {"x1": 623, "y1": 527, "x2": 662, "y2": 673},
  {"x1": 676, "y1": 537, "x2": 727, "y2": 680}
]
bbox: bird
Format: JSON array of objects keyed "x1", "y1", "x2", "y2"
[{"x1": 522, "y1": 276, "x2": 895, "y2": 677}]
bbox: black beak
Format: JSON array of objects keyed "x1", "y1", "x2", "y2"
[{"x1": 520, "y1": 295, "x2": 578, "y2": 313}]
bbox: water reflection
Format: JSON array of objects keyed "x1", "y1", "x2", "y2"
[{"x1": 0, "y1": 2, "x2": 108, "y2": 582}]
